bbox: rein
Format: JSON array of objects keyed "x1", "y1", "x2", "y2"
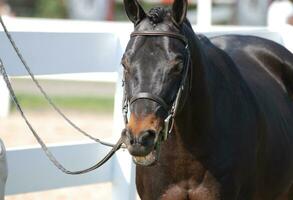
[
  {"x1": 123, "y1": 30, "x2": 191, "y2": 141},
  {"x1": 0, "y1": 16, "x2": 125, "y2": 175}
]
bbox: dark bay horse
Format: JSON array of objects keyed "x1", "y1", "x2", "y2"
[{"x1": 121, "y1": 0, "x2": 293, "y2": 199}]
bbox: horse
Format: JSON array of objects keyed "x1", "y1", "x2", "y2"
[{"x1": 121, "y1": 0, "x2": 293, "y2": 199}]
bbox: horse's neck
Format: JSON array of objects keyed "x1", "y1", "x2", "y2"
[{"x1": 175, "y1": 30, "x2": 215, "y2": 154}]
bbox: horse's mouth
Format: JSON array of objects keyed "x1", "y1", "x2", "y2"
[
  {"x1": 133, "y1": 148, "x2": 158, "y2": 166},
  {"x1": 132, "y1": 138, "x2": 161, "y2": 166},
  {"x1": 125, "y1": 128, "x2": 164, "y2": 166}
]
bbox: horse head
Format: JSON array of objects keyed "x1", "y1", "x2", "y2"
[{"x1": 122, "y1": 0, "x2": 191, "y2": 166}]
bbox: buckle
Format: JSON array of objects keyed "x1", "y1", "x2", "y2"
[{"x1": 163, "y1": 115, "x2": 174, "y2": 141}]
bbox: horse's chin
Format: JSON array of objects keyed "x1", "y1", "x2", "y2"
[{"x1": 132, "y1": 148, "x2": 159, "y2": 166}]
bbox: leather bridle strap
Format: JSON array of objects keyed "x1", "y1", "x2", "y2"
[
  {"x1": 131, "y1": 31, "x2": 188, "y2": 45},
  {"x1": 130, "y1": 92, "x2": 169, "y2": 111}
]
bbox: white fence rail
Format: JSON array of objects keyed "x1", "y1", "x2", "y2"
[
  {"x1": 0, "y1": 139, "x2": 7, "y2": 200},
  {"x1": 0, "y1": 78, "x2": 9, "y2": 118},
  {"x1": 0, "y1": 17, "x2": 292, "y2": 199}
]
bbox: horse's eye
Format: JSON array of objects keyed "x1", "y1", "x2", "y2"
[
  {"x1": 171, "y1": 62, "x2": 183, "y2": 74},
  {"x1": 121, "y1": 62, "x2": 129, "y2": 72}
]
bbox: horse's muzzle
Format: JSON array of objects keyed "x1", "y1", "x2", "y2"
[
  {"x1": 124, "y1": 129, "x2": 156, "y2": 156},
  {"x1": 124, "y1": 129, "x2": 161, "y2": 166}
]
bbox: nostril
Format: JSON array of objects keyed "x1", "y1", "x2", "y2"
[
  {"x1": 125, "y1": 129, "x2": 136, "y2": 145},
  {"x1": 129, "y1": 137, "x2": 135, "y2": 145},
  {"x1": 139, "y1": 130, "x2": 156, "y2": 146}
]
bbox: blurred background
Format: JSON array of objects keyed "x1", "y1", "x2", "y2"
[
  {"x1": 2, "y1": 0, "x2": 291, "y2": 25},
  {"x1": 0, "y1": 0, "x2": 292, "y2": 200}
]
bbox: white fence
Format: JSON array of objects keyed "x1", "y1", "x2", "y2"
[
  {"x1": 0, "y1": 16, "x2": 293, "y2": 200},
  {"x1": 0, "y1": 17, "x2": 135, "y2": 200}
]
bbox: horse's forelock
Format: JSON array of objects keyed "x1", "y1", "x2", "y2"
[{"x1": 147, "y1": 7, "x2": 168, "y2": 24}]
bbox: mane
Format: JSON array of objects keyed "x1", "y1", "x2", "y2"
[
  {"x1": 183, "y1": 18, "x2": 192, "y2": 28},
  {"x1": 147, "y1": 7, "x2": 167, "y2": 24}
]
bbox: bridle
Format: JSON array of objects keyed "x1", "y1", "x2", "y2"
[{"x1": 122, "y1": 30, "x2": 192, "y2": 141}]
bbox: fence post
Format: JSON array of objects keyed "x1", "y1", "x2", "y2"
[
  {"x1": 111, "y1": 68, "x2": 137, "y2": 200},
  {"x1": 111, "y1": 33, "x2": 137, "y2": 200},
  {"x1": 0, "y1": 76, "x2": 10, "y2": 118},
  {"x1": 197, "y1": 0, "x2": 212, "y2": 28},
  {"x1": 66, "y1": 0, "x2": 109, "y2": 20},
  {"x1": 0, "y1": 139, "x2": 8, "y2": 200},
  {"x1": 111, "y1": 78, "x2": 137, "y2": 200}
]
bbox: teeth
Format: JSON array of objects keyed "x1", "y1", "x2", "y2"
[
  {"x1": 133, "y1": 151, "x2": 156, "y2": 166},
  {"x1": 134, "y1": 156, "x2": 146, "y2": 162},
  {"x1": 134, "y1": 152, "x2": 152, "y2": 161}
]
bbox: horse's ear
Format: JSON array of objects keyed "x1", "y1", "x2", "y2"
[
  {"x1": 172, "y1": 0, "x2": 188, "y2": 26},
  {"x1": 123, "y1": 0, "x2": 146, "y2": 25}
]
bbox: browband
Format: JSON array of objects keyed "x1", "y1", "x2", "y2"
[{"x1": 131, "y1": 31, "x2": 188, "y2": 45}]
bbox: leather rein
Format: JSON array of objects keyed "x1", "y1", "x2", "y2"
[
  {"x1": 0, "y1": 16, "x2": 125, "y2": 175},
  {"x1": 122, "y1": 30, "x2": 192, "y2": 141}
]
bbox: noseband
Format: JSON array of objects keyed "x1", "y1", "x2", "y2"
[{"x1": 122, "y1": 30, "x2": 191, "y2": 141}]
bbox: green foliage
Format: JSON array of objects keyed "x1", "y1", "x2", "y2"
[
  {"x1": 8, "y1": 0, "x2": 68, "y2": 18},
  {"x1": 11, "y1": 94, "x2": 114, "y2": 113},
  {"x1": 33, "y1": 0, "x2": 67, "y2": 18}
]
